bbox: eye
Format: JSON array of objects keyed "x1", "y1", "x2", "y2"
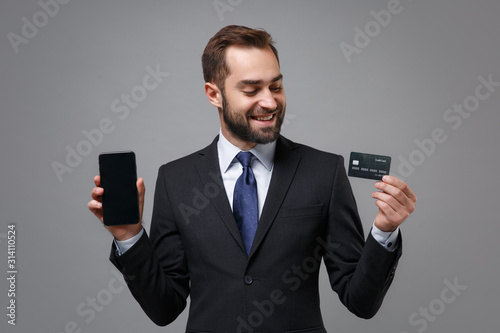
[
  {"x1": 243, "y1": 90, "x2": 258, "y2": 96},
  {"x1": 270, "y1": 86, "x2": 282, "y2": 92}
]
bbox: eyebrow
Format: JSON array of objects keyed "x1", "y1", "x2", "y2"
[{"x1": 236, "y1": 74, "x2": 283, "y2": 88}]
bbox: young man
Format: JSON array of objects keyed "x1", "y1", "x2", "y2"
[{"x1": 88, "y1": 25, "x2": 416, "y2": 332}]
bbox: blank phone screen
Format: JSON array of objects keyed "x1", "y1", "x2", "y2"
[{"x1": 98, "y1": 151, "x2": 140, "y2": 226}]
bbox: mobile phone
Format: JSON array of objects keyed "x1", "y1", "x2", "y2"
[{"x1": 98, "y1": 151, "x2": 140, "y2": 226}]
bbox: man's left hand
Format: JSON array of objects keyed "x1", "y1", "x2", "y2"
[{"x1": 372, "y1": 176, "x2": 417, "y2": 232}]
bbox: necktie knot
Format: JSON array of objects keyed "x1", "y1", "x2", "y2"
[{"x1": 236, "y1": 151, "x2": 253, "y2": 168}]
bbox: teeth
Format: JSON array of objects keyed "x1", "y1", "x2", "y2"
[{"x1": 255, "y1": 114, "x2": 273, "y2": 121}]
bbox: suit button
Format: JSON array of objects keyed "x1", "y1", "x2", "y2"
[{"x1": 244, "y1": 275, "x2": 253, "y2": 285}]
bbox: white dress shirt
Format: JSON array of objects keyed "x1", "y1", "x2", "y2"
[{"x1": 216, "y1": 129, "x2": 275, "y2": 218}]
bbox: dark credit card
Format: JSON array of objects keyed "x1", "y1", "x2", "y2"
[{"x1": 348, "y1": 152, "x2": 391, "y2": 180}]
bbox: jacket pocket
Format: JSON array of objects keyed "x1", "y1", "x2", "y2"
[{"x1": 279, "y1": 204, "x2": 324, "y2": 218}]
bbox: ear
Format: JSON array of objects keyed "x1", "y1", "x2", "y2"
[{"x1": 205, "y1": 82, "x2": 223, "y2": 108}]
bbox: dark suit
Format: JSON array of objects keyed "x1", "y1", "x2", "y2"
[{"x1": 110, "y1": 135, "x2": 402, "y2": 333}]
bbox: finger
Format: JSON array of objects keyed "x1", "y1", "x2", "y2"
[
  {"x1": 87, "y1": 199, "x2": 103, "y2": 221},
  {"x1": 375, "y1": 196, "x2": 409, "y2": 223},
  {"x1": 91, "y1": 186, "x2": 104, "y2": 201},
  {"x1": 381, "y1": 176, "x2": 417, "y2": 203},
  {"x1": 372, "y1": 191, "x2": 405, "y2": 215},
  {"x1": 137, "y1": 177, "x2": 145, "y2": 198},
  {"x1": 374, "y1": 181, "x2": 415, "y2": 214},
  {"x1": 87, "y1": 199, "x2": 102, "y2": 210},
  {"x1": 373, "y1": 189, "x2": 413, "y2": 228},
  {"x1": 94, "y1": 175, "x2": 101, "y2": 187},
  {"x1": 137, "y1": 177, "x2": 145, "y2": 221},
  {"x1": 375, "y1": 199, "x2": 405, "y2": 228}
]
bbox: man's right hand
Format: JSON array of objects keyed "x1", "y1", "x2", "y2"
[{"x1": 87, "y1": 175, "x2": 145, "y2": 241}]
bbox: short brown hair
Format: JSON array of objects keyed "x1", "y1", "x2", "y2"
[{"x1": 202, "y1": 25, "x2": 279, "y2": 90}]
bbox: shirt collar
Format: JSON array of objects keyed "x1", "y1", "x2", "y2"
[{"x1": 217, "y1": 129, "x2": 276, "y2": 173}]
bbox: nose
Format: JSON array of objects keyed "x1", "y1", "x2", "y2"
[{"x1": 258, "y1": 88, "x2": 278, "y2": 111}]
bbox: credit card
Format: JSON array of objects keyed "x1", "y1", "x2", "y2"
[{"x1": 348, "y1": 152, "x2": 391, "y2": 180}]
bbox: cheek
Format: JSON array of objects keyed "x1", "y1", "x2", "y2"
[
  {"x1": 240, "y1": 101, "x2": 260, "y2": 115},
  {"x1": 226, "y1": 95, "x2": 254, "y2": 113},
  {"x1": 278, "y1": 93, "x2": 286, "y2": 106}
]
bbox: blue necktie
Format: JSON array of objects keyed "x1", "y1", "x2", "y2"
[{"x1": 233, "y1": 152, "x2": 258, "y2": 255}]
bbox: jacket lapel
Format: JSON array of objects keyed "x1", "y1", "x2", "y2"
[
  {"x1": 249, "y1": 136, "x2": 301, "y2": 257},
  {"x1": 195, "y1": 135, "x2": 301, "y2": 258},
  {"x1": 195, "y1": 136, "x2": 247, "y2": 254}
]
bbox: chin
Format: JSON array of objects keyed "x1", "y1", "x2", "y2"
[{"x1": 252, "y1": 129, "x2": 281, "y2": 144}]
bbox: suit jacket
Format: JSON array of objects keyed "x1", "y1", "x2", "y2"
[{"x1": 110, "y1": 135, "x2": 402, "y2": 333}]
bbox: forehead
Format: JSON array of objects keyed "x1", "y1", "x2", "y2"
[{"x1": 225, "y1": 45, "x2": 281, "y2": 84}]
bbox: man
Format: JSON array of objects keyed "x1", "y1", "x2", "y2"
[{"x1": 88, "y1": 25, "x2": 416, "y2": 332}]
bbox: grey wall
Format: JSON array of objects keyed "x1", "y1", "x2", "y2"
[{"x1": 1, "y1": 0, "x2": 499, "y2": 332}]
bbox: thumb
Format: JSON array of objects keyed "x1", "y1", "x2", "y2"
[{"x1": 137, "y1": 177, "x2": 145, "y2": 221}]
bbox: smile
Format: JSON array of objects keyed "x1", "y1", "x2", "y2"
[{"x1": 251, "y1": 114, "x2": 275, "y2": 121}]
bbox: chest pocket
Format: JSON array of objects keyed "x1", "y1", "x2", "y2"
[{"x1": 279, "y1": 204, "x2": 324, "y2": 218}]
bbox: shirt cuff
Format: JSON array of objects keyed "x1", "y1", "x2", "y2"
[
  {"x1": 371, "y1": 223, "x2": 399, "y2": 252},
  {"x1": 114, "y1": 228, "x2": 144, "y2": 256}
]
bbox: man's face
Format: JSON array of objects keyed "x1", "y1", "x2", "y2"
[{"x1": 219, "y1": 46, "x2": 286, "y2": 147}]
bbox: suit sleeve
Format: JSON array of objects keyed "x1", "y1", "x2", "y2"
[
  {"x1": 109, "y1": 165, "x2": 190, "y2": 326},
  {"x1": 323, "y1": 155, "x2": 402, "y2": 319}
]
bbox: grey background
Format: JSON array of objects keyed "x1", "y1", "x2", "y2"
[{"x1": 1, "y1": 0, "x2": 499, "y2": 332}]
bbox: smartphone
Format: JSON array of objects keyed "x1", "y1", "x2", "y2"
[{"x1": 98, "y1": 151, "x2": 140, "y2": 226}]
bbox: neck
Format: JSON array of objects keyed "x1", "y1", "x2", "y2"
[{"x1": 220, "y1": 125, "x2": 257, "y2": 151}]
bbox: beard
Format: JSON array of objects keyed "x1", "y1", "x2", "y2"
[{"x1": 221, "y1": 94, "x2": 285, "y2": 145}]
